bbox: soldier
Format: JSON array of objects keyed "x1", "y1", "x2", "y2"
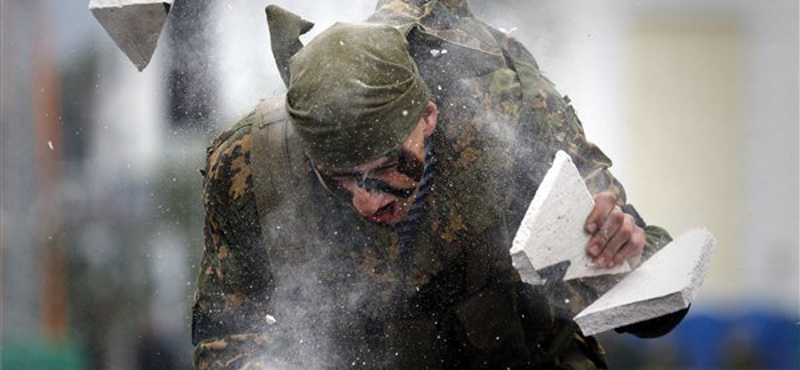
[{"x1": 192, "y1": 2, "x2": 687, "y2": 369}]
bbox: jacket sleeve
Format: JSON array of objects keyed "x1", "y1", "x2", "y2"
[{"x1": 192, "y1": 115, "x2": 277, "y2": 369}]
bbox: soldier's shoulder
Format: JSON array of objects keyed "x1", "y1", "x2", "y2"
[
  {"x1": 202, "y1": 107, "x2": 260, "y2": 208},
  {"x1": 205, "y1": 94, "x2": 287, "y2": 165},
  {"x1": 207, "y1": 110, "x2": 257, "y2": 158}
]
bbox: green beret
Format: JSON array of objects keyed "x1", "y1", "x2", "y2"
[{"x1": 286, "y1": 22, "x2": 430, "y2": 168}]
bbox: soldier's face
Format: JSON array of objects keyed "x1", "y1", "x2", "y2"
[{"x1": 315, "y1": 102, "x2": 438, "y2": 225}]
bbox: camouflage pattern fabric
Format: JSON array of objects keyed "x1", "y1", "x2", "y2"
[{"x1": 192, "y1": 1, "x2": 675, "y2": 369}]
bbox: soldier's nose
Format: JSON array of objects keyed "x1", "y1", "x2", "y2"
[{"x1": 351, "y1": 186, "x2": 388, "y2": 217}]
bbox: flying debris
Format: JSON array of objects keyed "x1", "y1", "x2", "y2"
[{"x1": 89, "y1": 0, "x2": 173, "y2": 71}]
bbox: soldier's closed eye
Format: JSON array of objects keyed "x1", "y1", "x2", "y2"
[
  {"x1": 325, "y1": 161, "x2": 399, "y2": 181},
  {"x1": 368, "y1": 161, "x2": 400, "y2": 176}
]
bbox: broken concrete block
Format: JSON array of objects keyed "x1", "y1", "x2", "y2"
[
  {"x1": 574, "y1": 228, "x2": 716, "y2": 336},
  {"x1": 511, "y1": 250, "x2": 545, "y2": 285},
  {"x1": 89, "y1": 0, "x2": 173, "y2": 71},
  {"x1": 509, "y1": 151, "x2": 715, "y2": 335},
  {"x1": 511, "y1": 150, "x2": 629, "y2": 281}
]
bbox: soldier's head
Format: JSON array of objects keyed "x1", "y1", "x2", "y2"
[{"x1": 286, "y1": 22, "x2": 437, "y2": 225}]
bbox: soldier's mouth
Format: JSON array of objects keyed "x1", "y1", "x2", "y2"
[{"x1": 368, "y1": 201, "x2": 398, "y2": 224}]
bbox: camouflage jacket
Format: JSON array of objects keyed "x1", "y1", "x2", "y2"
[{"x1": 192, "y1": 1, "x2": 678, "y2": 369}]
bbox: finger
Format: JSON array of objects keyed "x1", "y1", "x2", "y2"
[
  {"x1": 592, "y1": 206, "x2": 624, "y2": 267},
  {"x1": 617, "y1": 225, "x2": 646, "y2": 267},
  {"x1": 608, "y1": 241, "x2": 634, "y2": 269},
  {"x1": 602, "y1": 217, "x2": 635, "y2": 268},
  {"x1": 606, "y1": 216, "x2": 642, "y2": 267},
  {"x1": 585, "y1": 191, "x2": 617, "y2": 234},
  {"x1": 588, "y1": 204, "x2": 623, "y2": 252}
]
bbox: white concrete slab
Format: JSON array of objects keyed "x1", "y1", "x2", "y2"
[
  {"x1": 574, "y1": 228, "x2": 716, "y2": 336},
  {"x1": 511, "y1": 150, "x2": 629, "y2": 281},
  {"x1": 89, "y1": 0, "x2": 172, "y2": 71}
]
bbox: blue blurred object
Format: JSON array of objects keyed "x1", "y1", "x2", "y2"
[
  {"x1": 669, "y1": 308, "x2": 799, "y2": 369},
  {"x1": 673, "y1": 312, "x2": 730, "y2": 368},
  {"x1": 739, "y1": 309, "x2": 800, "y2": 369}
]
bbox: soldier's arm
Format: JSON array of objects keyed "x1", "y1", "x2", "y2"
[
  {"x1": 488, "y1": 26, "x2": 671, "y2": 262},
  {"x1": 536, "y1": 79, "x2": 688, "y2": 339},
  {"x1": 192, "y1": 116, "x2": 276, "y2": 369},
  {"x1": 492, "y1": 29, "x2": 686, "y2": 338},
  {"x1": 560, "y1": 103, "x2": 672, "y2": 263}
]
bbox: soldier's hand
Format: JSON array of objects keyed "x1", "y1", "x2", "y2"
[{"x1": 584, "y1": 191, "x2": 645, "y2": 268}]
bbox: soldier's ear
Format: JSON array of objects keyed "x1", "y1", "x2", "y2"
[{"x1": 422, "y1": 102, "x2": 438, "y2": 138}]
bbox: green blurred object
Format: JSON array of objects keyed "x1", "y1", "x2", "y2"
[{"x1": 1, "y1": 338, "x2": 86, "y2": 370}]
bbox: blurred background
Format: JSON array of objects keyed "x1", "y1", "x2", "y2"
[{"x1": 1, "y1": 0, "x2": 797, "y2": 369}]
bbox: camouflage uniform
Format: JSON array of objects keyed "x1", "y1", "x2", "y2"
[{"x1": 192, "y1": 1, "x2": 680, "y2": 369}]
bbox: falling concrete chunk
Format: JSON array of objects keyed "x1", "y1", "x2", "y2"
[
  {"x1": 511, "y1": 250, "x2": 544, "y2": 285},
  {"x1": 511, "y1": 150, "x2": 629, "y2": 281},
  {"x1": 89, "y1": 0, "x2": 173, "y2": 71},
  {"x1": 574, "y1": 229, "x2": 716, "y2": 336}
]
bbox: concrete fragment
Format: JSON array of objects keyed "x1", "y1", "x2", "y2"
[
  {"x1": 511, "y1": 150, "x2": 629, "y2": 281},
  {"x1": 89, "y1": 0, "x2": 173, "y2": 71},
  {"x1": 511, "y1": 250, "x2": 544, "y2": 285},
  {"x1": 574, "y1": 228, "x2": 716, "y2": 336}
]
